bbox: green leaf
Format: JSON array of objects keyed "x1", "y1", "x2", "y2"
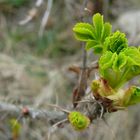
[
  {"x1": 99, "y1": 47, "x2": 140, "y2": 89},
  {"x1": 93, "y1": 13, "x2": 103, "y2": 40},
  {"x1": 73, "y1": 13, "x2": 112, "y2": 54},
  {"x1": 116, "y1": 54, "x2": 140, "y2": 85},
  {"x1": 125, "y1": 65, "x2": 140, "y2": 82},
  {"x1": 101, "y1": 22, "x2": 112, "y2": 42},
  {"x1": 74, "y1": 23, "x2": 95, "y2": 32},
  {"x1": 73, "y1": 28, "x2": 94, "y2": 41},
  {"x1": 99, "y1": 51, "x2": 129, "y2": 88},
  {"x1": 123, "y1": 47, "x2": 140, "y2": 66},
  {"x1": 85, "y1": 40, "x2": 98, "y2": 50},
  {"x1": 99, "y1": 51, "x2": 117, "y2": 70},
  {"x1": 9, "y1": 118, "x2": 21, "y2": 138},
  {"x1": 113, "y1": 52, "x2": 127, "y2": 71},
  {"x1": 127, "y1": 87, "x2": 140, "y2": 105},
  {"x1": 73, "y1": 23, "x2": 95, "y2": 41},
  {"x1": 93, "y1": 45, "x2": 103, "y2": 54},
  {"x1": 104, "y1": 31, "x2": 128, "y2": 54}
]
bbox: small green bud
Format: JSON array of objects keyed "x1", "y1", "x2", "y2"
[{"x1": 68, "y1": 111, "x2": 90, "y2": 131}]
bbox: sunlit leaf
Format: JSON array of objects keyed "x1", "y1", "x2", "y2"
[
  {"x1": 73, "y1": 23, "x2": 95, "y2": 41},
  {"x1": 93, "y1": 13, "x2": 103, "y2": 40},
  {"x1": 101, "y1": 22, "x2": 112, "y2": 42}
]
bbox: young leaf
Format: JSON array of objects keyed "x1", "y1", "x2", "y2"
[
  {"x1": 68, "y1": 111, "x2": 90, "y2": 131},
  {"x1": 99, "y1": 51, "x2": 117, "y2": 70},
  {"x1": 85, "y1": 40, "x2": 98, "y2": 50},
  {"x1": 104, "y1": 31, "x2": 128, "y2": 54},
  {"x1": 99, "y1": 47, "x2": 140, "y2": 89},
  {"x1": 93, "y1": 13, "x2": 103, "y2": 40},
  {"x1": 113, "y1": 52, "x2": 127, "y2": 71},
  {"x1": 73, "y1": 23, "x2": 95, "y2": 41},
  {"x1": 99, "y1": 52, "x2": 128, "y2": 88},
  {"x1": 74, "y1": 23, "x2": 95, "y2": 32},
  {"x1": 91, "y1": 78, "x2": 115, "y2": 97},
  {"x1": 73, "y1": 13, "x2": 113, "y2": 54},
  {"x1": 93, "y1": 45, "x2": 103, "y2": 54},
  {"x1": 107, "y1": 89, "x2": 125, "y2": 103},
  {"x1": 101, "y1": 22, "x2": 112, "y2": 42},
  {"x1": 123, "y1": 47, "x2": 140, "y2": 66},
  {"x1": 125, "y1": 65, "x2": 140, "y2": 83},
  {"x1": 127, "y1": 87, "x2": 140, "y2": 105}
]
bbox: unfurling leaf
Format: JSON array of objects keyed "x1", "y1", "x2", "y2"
[
  {"x1": 107, "y1": 86, "x2": 140, "y2": 107},
  {"x1": 91, "y1": 78, "x2": 115, "y2": 98},
  {"x1": 99, "y1": 47, "x2": 140, "y2": 89},
  {"x1": 68, "y1": 111, "x2": 90, "y2": 130},
  {"x1": 104, "y1": 31, "x2": 128, "y2": 54},
  {"x1": 9, "y1": 118, "x2": 21, "y2": 140},
  {"x1": 73, "y1": 13, "x2": 140, "y2": 109},
  {"x1": 99, "y1": 51, "x2": 117, "y2": 70},
  {"x1": 112, "y1": 52, "x2": 127, "y2": 71},
  {"x1": 123, "y1": 47, "x2": 140, "y2": 66},
  {"x1": 127, "y1": 86, "x2": 140, "y2": 105}
]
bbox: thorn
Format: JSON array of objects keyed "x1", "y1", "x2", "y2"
[
  {"x1": 22, "y1": 107, "x2": 30, "y2": 117},
  {"x1": 84, "y1": 7, "x2": 92, "y2": 13}
]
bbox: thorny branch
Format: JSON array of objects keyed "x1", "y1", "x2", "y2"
[
  {"x1": 80, "y1": 0, "x2": 88, "y2": 69},
  {"x1": 0, "y1": 101, "x2": 66, "y2": 124},
  {"x1": 72, "y1": 0, "x2": 93, "y2": 107},
  {"x1": 0, "y1": 97, "x2": 105, "y2": 125}
]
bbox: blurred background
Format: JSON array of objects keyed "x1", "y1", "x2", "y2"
[{"x1": 0, "y1": 0, "x2": 140, "y2": 140}]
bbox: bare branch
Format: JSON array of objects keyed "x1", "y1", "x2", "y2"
[
  {"x1": 0, "y1": 101, "x2": 67, "y2": 124},
  {"x1": 72, "y1": 0, "x2": 90, "y2": 108}
]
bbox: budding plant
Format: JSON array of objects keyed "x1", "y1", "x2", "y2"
[{"x1": 68, "y1": 13, "x2": 140, "y2": 130}]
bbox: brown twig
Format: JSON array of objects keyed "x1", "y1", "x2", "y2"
[{"x1": 72, "y1": 0, "x2": 90, "y2": 108}]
